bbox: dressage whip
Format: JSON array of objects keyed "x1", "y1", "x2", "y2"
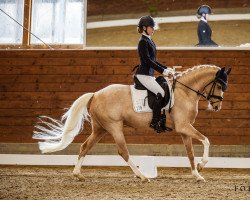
[{"x1": 0, "y1": 8, "x2": 54, "y2": 50}]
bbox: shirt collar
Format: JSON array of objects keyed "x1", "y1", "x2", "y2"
[
  {"x1": 201, "y1": 16, "x2": 207, "y2": 23},
  {"x1": 142, "y1": 33, "x2": 151, "y2": 39}
]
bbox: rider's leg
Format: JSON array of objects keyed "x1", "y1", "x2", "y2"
[
  {"x1": 150, "y1": 93, "x2": 163, "y2": 132},
  {"x1": 136, "y1": 75, "x2": 165, "y2": 132},
  {"x1": 136, "y1": 75, "x2": 165, "y2": 96}
]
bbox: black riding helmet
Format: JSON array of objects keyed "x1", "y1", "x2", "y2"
[
  {"x1": 138, "y1": 16, "x2": 155, "y2": 28},
  {"x1": 197, "y1": 5, "x2": 212, "y2": 16}
]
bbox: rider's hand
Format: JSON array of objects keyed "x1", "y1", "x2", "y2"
[{"x1": 163, "y1": 68, "x2": 175, "y2": 76}]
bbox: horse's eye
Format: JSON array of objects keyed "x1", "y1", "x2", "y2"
[{"x1": 217, "y1": 85, "x2": 222, "y2": 90}]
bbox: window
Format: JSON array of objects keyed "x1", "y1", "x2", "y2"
[
  {"x1": 31, "y1": 0, "x2": 86, "y2": 45},
  {"x1": 0, "y1": 0, "x2": 24, "y2": 44}
]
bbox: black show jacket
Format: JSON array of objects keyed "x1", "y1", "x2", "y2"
[
  {"x1": 197, "y1": 20, "x2": 218, "y2": 46},
  {"x1": 135, "y1": 35, "x2": 166, "y2": 76}
]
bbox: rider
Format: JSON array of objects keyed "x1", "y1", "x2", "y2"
[
  {"x1": 134, "y1": 15, "x2": 174, "y2": 133},
  {"x1": 196, "y1": 5, "x2": 218, "y2": 46}
]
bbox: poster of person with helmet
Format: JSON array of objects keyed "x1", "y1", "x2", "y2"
[{"x1": 196, "y1": 5, "x2": 218, "y2": 46}]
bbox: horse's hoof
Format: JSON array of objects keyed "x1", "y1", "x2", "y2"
[
  {"x1": 196, "y1": 177, "x2": 206, "y2": 182},
  {"x1": 197, "y1": 163, "x2": 203, "y2": 172},
  {"x1": 142, "y1": 178, "x2": 150, "y2": 183},
  {"x1": 140, "y1": 176, "x2": 150, "y2": 183},
  {"x1": 134, "y1": 175, "x2": 140, "y2": 179},
  {"x1": 73, "y1": 173, "x2": 84, "y2": 181},
  {"x1": 134, "y1": 175, "x2": 150, "y2": 182}
]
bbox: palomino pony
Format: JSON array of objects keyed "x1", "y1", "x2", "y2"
[{"x1": 33, "y1": 65, "x2": 231, "y2": 182}]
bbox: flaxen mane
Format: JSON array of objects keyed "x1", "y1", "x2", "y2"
[{"x1": 176, "y1": 64, "x2": 220, "y2": 78}]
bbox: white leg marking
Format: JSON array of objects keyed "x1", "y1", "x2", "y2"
[
  {"x1": 192, "y1": 169, "x2": 205, "y2": 182},
  {"x1": 73, "y1": 157, "x2": 84, "y2": 175},
  {"x1": 200, "y1": 137, "x2": 210, "y2": 168},
  {"x1": 127, "y1": 158, "x2": 149, "y2": 182}
]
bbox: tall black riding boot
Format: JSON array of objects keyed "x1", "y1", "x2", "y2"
[
  {"x1": 150, "y1": 93, "x2": 164, "y2": 133},
  {"x1": 159, "y1": 109, "x2": 173, "y2": 132},
  {"x1": 159, "y1": 109, "x2": 167, "y2": 131}
]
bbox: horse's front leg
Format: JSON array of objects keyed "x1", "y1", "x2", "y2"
[
  {"x1": 181, "y1": 134, "x2": 195, "y2": 170},
  {"x1": 197, "y1": 137, "x2": 210, "y2": 172},
  {"x1": 176, "y1": 123, "x2": 210, "y2": 181}
]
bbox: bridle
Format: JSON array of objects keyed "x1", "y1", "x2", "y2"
[
  {"x1": 172, "y1": 75, "x2": 224, "y2": 105},
  {"x1": 202, "y1": 79, "x2": 224, "y2": 105}
]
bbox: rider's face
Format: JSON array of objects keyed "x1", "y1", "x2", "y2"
[
  {"x1": 205, "y1": 14, "x2": 209, "y2": 20},
  {"x1": 202, "y1": 13, "x2": 209, "y2": 20},
  {"x1": 146, "y1": 26, "x2": 154, "y2": 36}
]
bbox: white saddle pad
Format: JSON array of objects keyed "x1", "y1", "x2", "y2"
[{"x1": 130, "y1": 80, "x2": 174, "y2": 113}]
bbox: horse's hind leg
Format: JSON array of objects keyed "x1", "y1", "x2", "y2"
[
  {"x1": 73, "y1": 119, "x2": 105, "y2": 180},
  {"x1": 106, "y1": 122, "x2": 149, "y2": 182}
]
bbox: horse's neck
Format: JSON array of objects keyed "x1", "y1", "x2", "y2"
[{"x1": 176, "y1": 68, "x2": 216, "y2": 99}]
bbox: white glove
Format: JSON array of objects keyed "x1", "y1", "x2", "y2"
[{"x1": 163, "y1": 68, "x2": 175, "y2": 76}]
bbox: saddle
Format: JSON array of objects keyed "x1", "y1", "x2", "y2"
[
  {"x1": 134, "y1": 75, "x2": 171, "y2": 110},
  {"x1": 132, "y1": 75, "x2": 173, "y2": 132}
]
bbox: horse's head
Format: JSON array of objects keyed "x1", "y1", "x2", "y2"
[{"x1": 205, "y1": 67, "x2": 231, "y2": 112}]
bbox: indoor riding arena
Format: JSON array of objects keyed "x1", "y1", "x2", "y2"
[{"x1": 0, "y1": 1, "x2": 249, "y2": 199}]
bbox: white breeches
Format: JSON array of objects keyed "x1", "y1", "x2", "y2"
[{"x1": 136, "y1": 74, "x2": 165, "y2": 97}]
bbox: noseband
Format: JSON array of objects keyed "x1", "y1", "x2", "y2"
[{"x1": 202, "y1": 79, "x2": 223, "y2": 105}]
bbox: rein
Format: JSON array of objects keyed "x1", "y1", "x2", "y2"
[
  {"x1": 172, "y1": 75, "x2": 223, "y2": 104},
  {"x1": 174, "y1": 79, "x2": 207, "y2": 99}
]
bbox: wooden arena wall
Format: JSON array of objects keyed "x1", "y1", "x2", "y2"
[
  {"x1": 0, "y1": 49, "x2": 249, "y2": 145},
  {"x1": 87, "y1": 0, "x2": 250, "y2": 16}
]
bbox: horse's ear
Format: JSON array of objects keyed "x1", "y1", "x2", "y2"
[
  {"x1": 226, "y1": 67, "x2": 232, "y2": 75},
  {"x1": 221, "y1": 67, "x2": 225, "y2": 73}
]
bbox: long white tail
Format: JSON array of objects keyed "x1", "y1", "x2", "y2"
[{"x1": 33, "y1": 93, "x2": 94, "y2": 153}]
